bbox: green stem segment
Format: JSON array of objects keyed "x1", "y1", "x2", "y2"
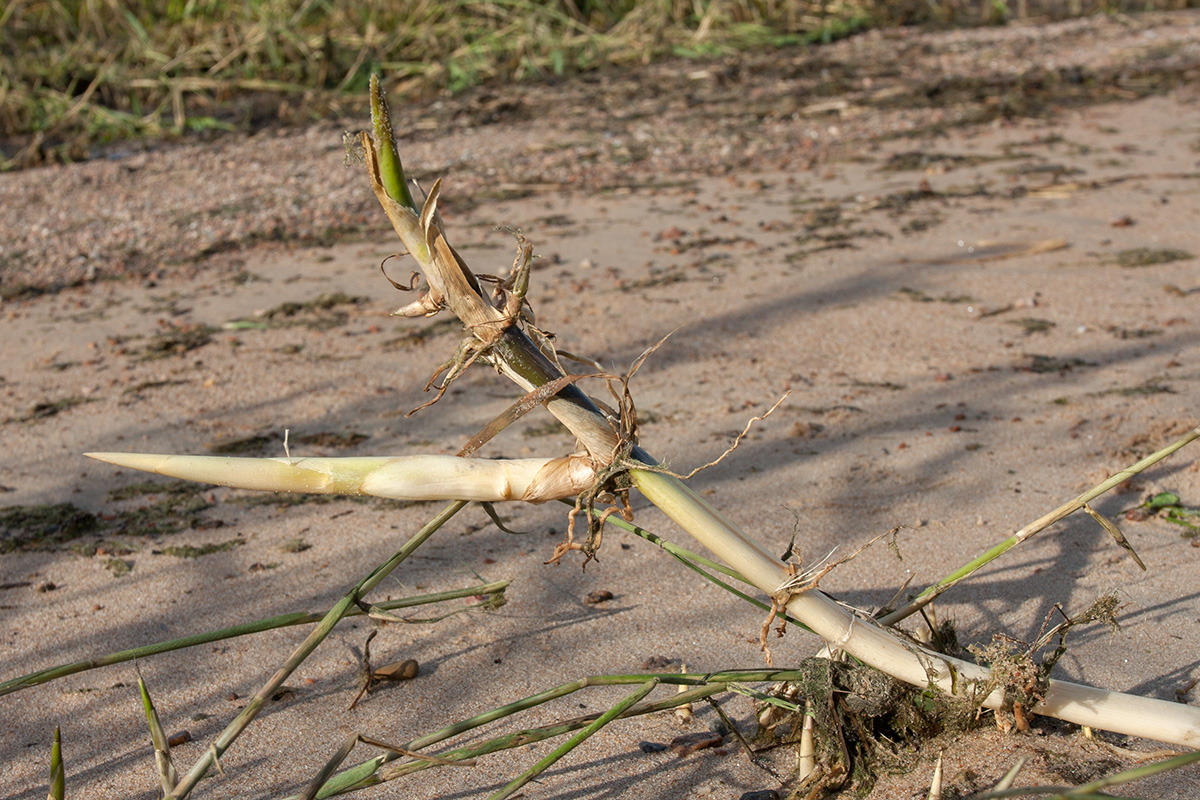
[
  {"x1": 0, "y1": 580, "x2": 507, "y2": 697},
  {"x1": 48, "y1": 726, "x2": 64, "y2": 800},
  {"x1": 369, "y1": 74, "x2": 415, "y2": 210},
  {"x1": 307, "y1": 671, "x2": 797, "y2": 797},
  {"x1": 488, "y1": 679, "x2": 658, "y2": 800},
  {"x1": 880, "y1": 424, "x2": 1200, "y2": 625},
  {"x1": 166, "y1": 500, "x2": 468, "y2": 799},
  {"x1": 587, "y1": 503, "x2": 809, "y2": 631}
]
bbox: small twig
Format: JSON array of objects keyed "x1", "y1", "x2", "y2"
[
  {"x1": 348, "y1": 631, "x2": 378, "y2": 710},
  {"x1": 457, "y1": 372, "x2": 604, "y2": 457}
]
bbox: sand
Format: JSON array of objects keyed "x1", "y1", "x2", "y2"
[{"x1": 2, "y1": 13, "x2": 1200, "y2": 800}]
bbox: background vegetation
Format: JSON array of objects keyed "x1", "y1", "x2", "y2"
[{"x1": 3, "y1": 0, "x2": 1197, "y2": 168}]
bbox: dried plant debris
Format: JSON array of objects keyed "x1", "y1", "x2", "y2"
[
  {"x1": 897, "y1": 287, "x2": 973, "y2": 303},
  {"x1": 159, "y1": 539, "x2": 244, "y2": 559},
  {"x1": 0, "y1": 503, "x2": 100, "y2": 552},
  {"x1": 123, "y1": 379, "x2": 191, "y2": 397},
  {"x1": 107, "y1": 482, "x2": 213, "y2": 536},
  {"x1": 523, "y1": 419, "x2": 571, "y2": 438},
  {"x1": 880, "y1": 151, "x2": 996, "y2": 172},
  {"x1": 1095, "y1": 380, "x2": 1174, "y2": 398},
  {"x1": 208, "y1": 432, "x2": 281, "y2": 456},
  {"x1": 108, "y1": 480, "x2": 194, "y2": 501},
  {"x1": 668, "y1": 731, "x2": 723, "y2": 756},
  {"x1": 6, "y1": 396, "x2": 95, "y2": 424},
  {"x1": 1020, "y1": 354, "x2": 1096, "y2": 374},
  {"x1": 1114, "y1": 248, "x2": 1193, "y2": 268},
  {"x1": 381, "y1": 317, "x2": 461, "y2": 350},
  {"x1": 970, "y1": 595, "x2": 1119, "y2": 734},
  {"x1": 134, "y1": 323, "x2": 216, "y2": 361},
  {"x1": 1007, "y1": 318, "x2": 1055, "y2": 336},
  {"x1": 293, "y1": 431, "x2": 369, "y2": 449},
  {"x1": 232, "y1": 291, "x2": 369, "y2": 331},
  {"x1": 105, "y1": 557, "x2": 133, "y2": 576},
  {"x1": 757, "y1": 658, "x2": 947, "y2": 795},
  {"x1": 1106, "y1": 325, "x2": 1162, "y2": 339}
]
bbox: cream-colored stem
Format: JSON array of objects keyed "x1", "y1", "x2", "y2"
[
  {"x1": 84, "y1": 453, "x2": 594, "y2": 504},
  {"x1": 633, "y1": 469, "x2": 1200, "y2": 748}
]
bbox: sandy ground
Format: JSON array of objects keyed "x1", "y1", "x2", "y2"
[{"x1": 2, "y1": 13, "x2": 1200, "y2": 800}]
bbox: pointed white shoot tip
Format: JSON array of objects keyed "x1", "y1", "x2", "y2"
[
  {"x1": 798, "y1": 700, "x2": 815, "y2": 781},
  {"x1": 927, "y1": 751, "x2": 943, "y2": 800},
  {"x1": 85, "y1": 453, "x2": 593, "y2": 503},
  {"x1": 85, "y1": 452, "x2": 375, "y2": 495}
]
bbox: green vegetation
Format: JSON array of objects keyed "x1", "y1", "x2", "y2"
[
  {"x1": 0, "y1": 503, "x2": 99, "y2": 551},
  {"x1": 1144, "y1": 491, "x2": 1200, "y2": 533},
  {"x1": 160, "y1": 539, "x2": 244, "y2": 558},
  {"x1": 224, "y1": 291, "x2": 368, "y2": 331},
  {"x1": 1115, "y1": 247, "x2": 1194, "y2": 267},
  {"x1": 5, "y1": 0, "x2": 1191, "y2": 169}
]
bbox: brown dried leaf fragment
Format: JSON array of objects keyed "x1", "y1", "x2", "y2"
[{"x1": 669, "y1": 731, "x2": 723, "y2": 757}]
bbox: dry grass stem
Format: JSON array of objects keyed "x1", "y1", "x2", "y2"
[{"x1": 881, "y1": 424, "x2": 1200, "y2": 625}]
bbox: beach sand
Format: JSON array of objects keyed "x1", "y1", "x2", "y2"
[{"x1": 2, "y1": 13, "x2": 1199, "y2": 799}]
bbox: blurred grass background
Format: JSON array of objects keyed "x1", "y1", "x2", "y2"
[{"x1": 2, "y1": 0, "x2": 1196, "y2": 169}]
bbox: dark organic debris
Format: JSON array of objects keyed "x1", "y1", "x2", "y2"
[
  {"x1": 294, "y1": 431, "x2": 369, "y2": 449},
  {"x1": 1115, "y1": 248, "x2": 1193, "y2": 268},
  {"x1": 0, "y1": 503, "x2": 99, "y2": 552},
  {"x1": 669, "y1": 731, "x2": 723, "y2": 757},
  {"x1": 209, "y1": 433, "x2": 281, "y2": 455},
  {"x1": 6, "y1": 396, "x2": 95, "y2": 424},
  {"x1": 1008, "y1": 318, "x2": 1055, "y2": 335},
  {"x1": 135, "y1": 323, "x2": 216, "y2": 361},
  {"x1": 1021, "y1": 354, "x2": 1096, "y2": 374},
  {"x1": 159, "y1": 539, "x2": 244, "y2": 558}
]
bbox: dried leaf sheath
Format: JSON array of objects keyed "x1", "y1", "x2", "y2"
[{"x1": 85, "y1": 453, "x2": 595, "y2": 504}]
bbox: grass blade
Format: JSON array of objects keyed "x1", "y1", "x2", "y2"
[
  {"x1": 488, "y1": 679, "x2": 658, "y2": 800},
  {"x1": 138, "y1": 675, "x2": 178, "y2": 794},
  {"x1": 993, "y1": 757, "x2": 1026, "y2": 790},
  {"x1": 301, "y1": 734, "x2": 361, "y2": 800},
  {"x1": 883, "y1": 425, "x2": 1200, "y2": 625},
  {"x1": 0, "y1": 581, "x2": 507, "y2": 696},
  {"x1": 1073, "y1": 749, "x2": 1200, "y2": 793},
  {"x1": 47, "y1": 726, "x2": 63, "y2": 800},
  {"x1": 305, "y1": 671, "x2": 796, "y2": 797},
  {"x1": 165, "y1": 500, "x2": 468, "y2": 799},
  {"x1": 592, "y1": 505, "x2": 810, "y2": 631},
  {"x1": 968, "y1": 751, "x2": 1200, "y2": 798}
]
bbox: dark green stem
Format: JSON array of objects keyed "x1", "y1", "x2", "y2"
[
  {"x1": 489, "y1": 679, "x2": 657, "y2": 800},
  {"x1": 310, "y1": 670, "x2": 800, "y2": 797},
  {"x1": 0, "y1": 580, "x2": 507, "y2": 696}
]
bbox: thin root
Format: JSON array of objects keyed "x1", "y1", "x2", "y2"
[{"x1": 681, "y1": 391, "x2": 790, "y2": 480}]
